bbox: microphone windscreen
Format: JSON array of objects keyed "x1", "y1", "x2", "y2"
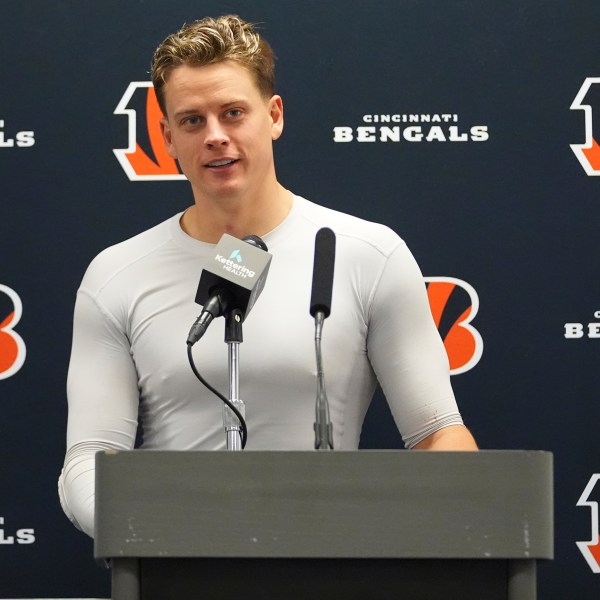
[
  {"x1": 242, "y1": 234, "x2": 268, "y2": 252},
  {"x1": 195, "y1": 233, "x2": 272, "y2": 319},
  {"x1": 309, "y1": 227, "x2": 336, "y2": 318}
]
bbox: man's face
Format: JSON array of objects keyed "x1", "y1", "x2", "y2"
[{"x1": 160, "y1": 61, "x2": 283, "y2": 203}]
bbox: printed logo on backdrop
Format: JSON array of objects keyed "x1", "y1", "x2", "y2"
[
  {"x1": 425, "y1": 277, "x2": 483, "y2": 375},
  {"x1": 114, "y1": 82, "x2": 185, "y2": 181},
  {"x1": 333, "y1": 113, "x2": 489, "y2": 144},
  {"x1": 564, "y1": 311, "x2": 600, "y2": 339},
  {"x1": 0, "y1": 285, "x2": 26, "y2": 380},
  {"x1": 0, "y1": 119, "x2": 35, "y2": 148},
  {"x1": 0, "y1": 516, "x2": 35, "y2": 545},
  {"x1": 571, "y1": 78, "x2": 600, "y2": 176},
  {"x1": 577, "y1": 474, "x2": 600, "y2": 573}
]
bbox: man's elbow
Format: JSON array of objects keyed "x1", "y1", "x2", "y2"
[{"x1": 412, "y1": 424, "x2": 478, "y2": 451}]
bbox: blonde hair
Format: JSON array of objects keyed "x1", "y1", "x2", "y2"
[{"x1": 151, "y1": 15, "x2": 276, "y2": 114}]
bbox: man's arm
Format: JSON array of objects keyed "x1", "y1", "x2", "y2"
[
  {"x1": 413, "y1": 424, "x2": 478, "y2": 450},
  {"x1": 59, "y1": 288, "x2": 139, "y2": 537},
  {"x1": 366, "y1": 241, "x2": 474, "y2": 449}
]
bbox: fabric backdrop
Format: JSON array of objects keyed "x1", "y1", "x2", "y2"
[{"x1": 1, "y1": 1, "x2": 599, "y2": 598}]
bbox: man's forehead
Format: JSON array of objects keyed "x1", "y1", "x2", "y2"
[
  {"x1": 165, "y1": 61, "x2": 256, "y2": 88},
  {"x1": 165, "y1": 63, "x2": 256, "y2": 94},
  {"x1": 163, "y1": 63, "x2": 268, "y2": 115}
]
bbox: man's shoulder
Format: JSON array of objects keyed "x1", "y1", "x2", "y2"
[
  {"x1": 80, "y1": 213, "x2": 181, "y2": 293},
  {"x1": 294, "y1": 195, "x2": 403, "y2": 257}
]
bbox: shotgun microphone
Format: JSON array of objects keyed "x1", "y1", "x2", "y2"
[
  {"x1": 309, "y1": 227, "x2": 336, "y2": 450},
  {"x1": 310, "y1": 227, "x2": 336, "y2": 318}
]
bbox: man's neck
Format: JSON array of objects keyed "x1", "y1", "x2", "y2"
[{"x1": 181, "y1": 183, "x2": 292, "y2": 243}]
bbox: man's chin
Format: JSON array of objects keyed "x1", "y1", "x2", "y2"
[{"x1": 192, "y1": 182, "x2": 246, "y2": 204}]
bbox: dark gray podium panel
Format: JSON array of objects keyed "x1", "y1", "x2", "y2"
[
  {"x1": 95, "y1": 450, "x2": 553, "y2": 600},
  {"x1": 96, "y1": 450, "x2": 552, "y2": 559}
]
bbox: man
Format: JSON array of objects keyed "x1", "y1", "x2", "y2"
[{"x1": 58, "y1": 14, "x2": 477, "y2": 538}]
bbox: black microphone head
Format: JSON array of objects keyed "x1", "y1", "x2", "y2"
[
  {"x1": 309, "y1": 227, "x2": 336, "y2": 318},
  {"x1": 242, "y1": 234, "x2": 268, "y2": 252},
  {"x1": 195, "y1": 233, "x2": 272, "y2": 319}
]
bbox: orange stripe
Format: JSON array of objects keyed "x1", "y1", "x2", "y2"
[
  {"x1": 146, "y1": 87, "x2": 180, "y2": 174},
  {"x1": 444, "y1": 306, "x2": 475, "y2": 371},
  {"x1": 426, "y1": 282, "x2": 455, "y2": 327},
  {"x1": 0, "y1": 314, "x2": 18, "y2": 372},
  {"x1": 127, "y1": 142, "x2": 174, "y2": 175},
  {"x1": 583, "y1": 137, "x2": 600, "y2": 171},
  {"x1": 1, "y1": 311, "x2": 14, "y2": 329},
  {"x1": 589, "y1": 540, "x2": 600, "y2": 569},
  {"x1": 125, "y1": 88, "x2": 180, "y2": 176}
]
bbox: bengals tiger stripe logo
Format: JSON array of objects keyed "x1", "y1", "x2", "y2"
[
  {"x1": 577, "y1": 474, "x2": 600, "y2": 573},
  {"x1": 571, "y1": 77, "x2": 600, "y2": 176},
  {"x1": 0, "y1": 284, "x2": 26, "y2": 380},
  {"x1": 114, "y1": 82, "x2": 186, "y2": 181},
  {"x1": 425, "y1": 277, "x2": 482, "y2": 375}
]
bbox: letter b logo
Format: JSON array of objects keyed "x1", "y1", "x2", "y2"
[{"x1": 0, "y1": 284, "x2": 26, "y2": 380}]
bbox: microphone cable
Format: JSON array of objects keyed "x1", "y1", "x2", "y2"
[{"x1": 186, "y1": 342, "x2": 248, "y2": 449}]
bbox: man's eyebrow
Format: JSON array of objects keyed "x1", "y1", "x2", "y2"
[
  {"x1": 173, "y1": 109, "x2": 197, "y2": 118},
  {"x1": 221, "y1": 99, "x2": 248, "y2": 108},
  {"x1": 173, "y1": 99, "x2": 248, "y2": 118}
]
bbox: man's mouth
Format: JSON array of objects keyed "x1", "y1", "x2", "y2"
[{"x1": 205, "y1": 159, "x2": 238, "y2": 168}]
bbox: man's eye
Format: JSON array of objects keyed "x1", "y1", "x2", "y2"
[
  {"x1": 182, "y1": 116, "x2": 201, "y2": 126},
  {"x1": 227, "y1": 109, "x2": 242, "y2": 118}
]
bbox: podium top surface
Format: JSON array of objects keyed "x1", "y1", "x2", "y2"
[{"x1": 94, "y1": 450, "x2": 553, "y2": 560}]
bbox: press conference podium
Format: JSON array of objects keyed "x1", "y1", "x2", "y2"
[{"x1": 94, "y1": 450, "x2": 553, "y2": 600}]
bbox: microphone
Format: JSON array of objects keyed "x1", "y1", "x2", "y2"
[
  {"x1": 310, "y1": 227, "x2": 336, "y2": 318},
  {"x1": 187, "y1": 233, "x2": 272, "y2": 345},
  {"x1": 309, "y1": 227, "x2": 336, "y2": 450}
]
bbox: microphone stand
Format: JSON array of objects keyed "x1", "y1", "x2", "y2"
[
  {"x1": 314, "y1": 311, "x2": 334, "y2": 450},
  {"x1": 224, "y1": 308, "x2": 245, "y2": 451}
]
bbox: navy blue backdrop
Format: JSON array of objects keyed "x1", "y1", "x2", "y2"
[{"x1": 1, "y1": 1, "x2": 599, "y2": 598}]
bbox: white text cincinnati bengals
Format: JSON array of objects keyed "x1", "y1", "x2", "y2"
[
  {"x1": 0, "y1": 517, "x2": 35, "y2": 545},
  {"x1": 333, "y1": 113, "x2": 489, "y2": 143},
  {"x1": 564, "y1": 311, "x2": 600, "y2": 339},
  {"x1": 0, "y1": 120, "x2": 35, "y2": 148}
]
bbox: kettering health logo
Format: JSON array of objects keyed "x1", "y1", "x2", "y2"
[
  {"x1": 571, "y1": 77, "x2": 600, "y2": 176},
  {"x1": 217, "y1": 250, "x2": 256, "y2": 279},
  {"x1": 114, "y1": 82, "x2": 185, "y2": 181},
  {"x1": 333, "y1": 112, "x2": 489, "y2": 144}
]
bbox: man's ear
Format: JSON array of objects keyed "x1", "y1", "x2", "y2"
[{"x1": 269, "y1": 95, "x2": 284, "y2": 140}]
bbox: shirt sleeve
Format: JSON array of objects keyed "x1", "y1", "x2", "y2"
[
  {"x1": 58, "y1": 289, "x2": 140, "y2": 537},
  {"x1": 366, "y1": 242, "x2": 463, "y2": 448}
]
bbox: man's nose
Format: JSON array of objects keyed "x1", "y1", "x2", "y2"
[{"x1": 204, "y1": 117, "x2": 229, "y2": 147}]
